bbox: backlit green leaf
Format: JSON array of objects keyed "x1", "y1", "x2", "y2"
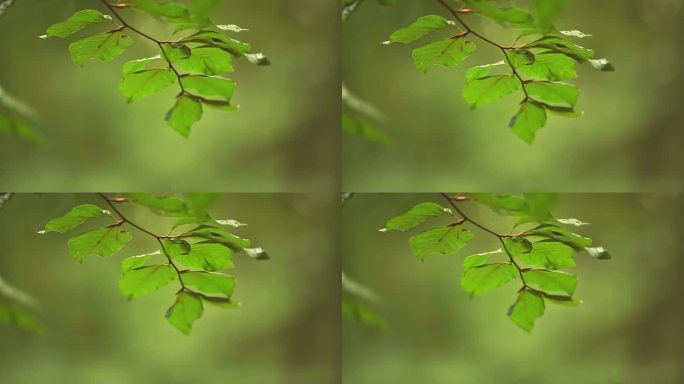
[
  {"x1": 463, "y1": 249, "x2": 502, "y2": 272},
  {"x1": 510, "y1": 100, "x2": 547, "y2": 144},
  {"x1": 165, "y1": 95, "x2": 203, "y2": 137},
  {"x1": 176, "y1": 242, "x2": 234, "y2": 271},
  {"x1": 43, "y1": 204, "x2": 108, "y2": 233},
  {"x1": 182, "y1": 271, "x2": 235, "y2": 298},
  {"x1": 518, "y1": 53, "x2": 577, "y2": 81},
  {"x1": 69, "y1": 32, "x2": 132, "y2": 67},
  {"x1": 463, "y1": 75, "x2": 520, "y2": 109},
  {"x1": 44, "y1": 9, "x2": 107, "y2": 38},
  {"x1": 119, "y1": 69, "x2": 176, "y2": 103},
  {"x1": 388, "y1": 15, "x2": 454, "y2": 44},
  {"x1": 182, "y1": 76, "x2": 235, "y2": 101},
  {"x1": 518, "y1": 241, "x2": 575, "y2": 270},
  {"x1": 175, "y1": 47, "x2": 233, "y2": 75},
  {"x1": 461, "y1": 263, "x2": 518, "y2": 296},
  {"x1": 523, "y1": 270, "x2": 577, "y2": 295},
  {"x1": 526, "y1": 81, "x2": 579, "y2": 107},
  {"x1": 409, "y1": 224, "x2": 473, "y2": 260},
  {"x1": 412, "y1": 38, "x2": 476, "y2": 73},
  {"x1": 68, "y1": 226, "x2": 132, "y2": 263},
  {"x1": 121, "y1": 252, "x2": 159, "y2": 273},
  {"x1": 508, "y1": 289, "x2": 545, "y2": 332},
  {"x1": 129, "y1": 194, "x2": 187, "y2": 216},
  {"x1": 166, "y1": 291, "x2": 203, "y2": 335},
  {"x1": 119, "y1": 264, "x2": 176, "y2": 300},
  {"x1": 383, "y1": 202, "x2": 450, "y2": 231}
]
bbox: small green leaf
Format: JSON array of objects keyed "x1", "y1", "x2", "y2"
[
  {"x1": 182, "y1": 76, "x2": 235, "y2": 101},
  {"x1": 412, "y1": 37, "x2": 476, "y2": 73},
  {"x1": 463, "y1": 75, "x2": 520, "y2": 109},
  {"x1": 162, "y1": 43, "x2": 191, "y2": 62},
  {"x1": 182, "y1": 225, "x2": 251, "y2": 250},
  {"x1": 175, "y1": 47, "x2": 233, "y2": 75},
  {"x1": 468, "y1": 194, "x2": 530, "y2": 216},
  {"x1": 162, "y1": 238, "x2": 192, "y2": 258},
  {"x1": 383, "y1": 202, "x2": 450, "y2": 232},
  {"x1": 44, "y1": 9, "x2": 107, "y2": 38},
  {"x1": 176, "y1": 242, "x2": 234, "y2": 271},
  {"x1": 507, "y1": 49, "x2": 535, "y2": 68},
  {"x1": 461, "y1": 263, "x2": 518, "y2": 296},
  {"x1": 464, "y1": 1, "x2": 533, "y2": 27},
  {"x1": 119, "y1": 264, "x2": 176, "y2": 300},
  {"x1": 129, "y1": 193, "x2": 187, "y2": 216},
  {"x1": 465, "y1": 61, "x2": 505, "y2": 82},
  {"x1": 127, "y1": 0, "x2": 189, "y2": 21},
  {"x1": 503, "y1": 237, "x2": 533, "y2": 255},
  {"x1": 523, "y1": 224, "x2": 592, "y2": 249},
  {"x1": 182, "y1": 271, "x2": 235, "y2": 298},
  {"x1": 69, "y1": 32, "x2": 133, "y2": 67},
  {"x1": 166, "y1": 291, "x2": 203, "y2": 335},
  {"x1": 182, "y1": 30, "x2": 251, "y2": 56},
  {"x1": 387, "y1": 15, "x2": 454, "y2": 44},
  {"x1": 119, "y1": 69, "x2": 176, "y2": 103},
  {"x1": 122, "y1": 55, "x2": 162, "y2": 76},
  {"x1": 409, "y1": 224, "x2": 473, "y2": 260},
  {"x1": 463, "y1": 249, "x2": 502, "y2": 272},
  {"x1": 523, "y1": 270, "x2": 577, "y2": 295},
  {"x1": 526, "y1": 81, "x2": 579, "y2": 107},
  {"x1": 67, "y1": 226, "x2": 132, "y2": 263},
  {"x1": 508, "y1": 289, "x2": 545, "y2": 332},
  {"x1": 526, "y1": 36, "x2": 594, "y2": 61},
  {"x1": 165, "y1": 95, "x2": 203, "y2": 137},
  {"x1": 518, "y1": 53, "x2": 577, "y2": 81},
  {"x1": 510, "y1": 100, "x2": 547, "y2": 144},
  {"x1": 518, "y1": 241, "x2": 575, "y2": 270},
  {"x1": 121, "y1": 252, "x2": 159, "y2": 273},
  {"x1": 43, "y1": 204, "x2": 107, "y2": 233}
]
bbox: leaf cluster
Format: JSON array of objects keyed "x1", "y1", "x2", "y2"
[
  {"x1": 41, "y1": 193, "x2": 269, "y2": 335},
  {"x1": 385, "y1": 0, "x2": 614, "y2": 143},
  {"x1": 382, "y1": 193, "x2": 611, "y2": 332},
  {"x1": 42, "y1": 1, "x2": 269, "y2": 137}
]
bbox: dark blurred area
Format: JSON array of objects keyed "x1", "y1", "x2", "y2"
[
  {"x1": 0, "y1": 193, "x2": 339, "y2": 383},
  {"x1": 0, "y1": 0, "x2": 338, "y2": 192},
  {"x1": 343, "y1": 0, "x2": 684, "y2": 192},
  {"x1": 343, "y1": 193, "x2": 684, "y2": 383}
]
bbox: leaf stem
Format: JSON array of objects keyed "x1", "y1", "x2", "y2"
[
  {"x1": 435, "y1": 0, "x2": 529, "y2": 100},
  {"x1": 440, "y1": 193, "x2": 528, "y2": 288},
  {"x1": 98, "y1": 193, "x2": 187, "y2": 290}
]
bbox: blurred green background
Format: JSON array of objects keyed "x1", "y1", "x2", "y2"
[
  {"x1": 0, "y1": 0, "x2": 338, "y2": 192},
  {"x1": 0, "y1": 193, "x2": 339, "y2": 383},
  {"x1": 343, "y1": 0, "x2": 684, "y2": 192},
  {"x1": 343, "y1": 193, "x2": 684, "y2": 383}
]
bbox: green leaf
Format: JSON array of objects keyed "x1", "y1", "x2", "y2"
[
  {"x1": 523, "y1": 224, "x2": 593, "y2": 249},
  {"x1": 182, "y1": 30, "x2": 251, "y2": 56},
  {"x1": 119, "y1": 264, "x2": 176, "y2": 300},
  {"x1": 162, "y1": 43, "x2": 191, "y2": 62},
  {"x1": 119, "y1": 69, "x2": 176, "y2": 103},
  {"x1": 127, "y1": 0, "x2": 189, "y2": 21},
  {"x1": 507, "y1": 49, "x2": 535, "y2": 68},
  {"x1": 176, "y1": 242, "x2": 234, "y2": 271},
  {"x1": 188, "y1": 0, "x2": 219, "y2": 26},
  {"x1": 165, "y1": 95, "x2": 203, "y2": 137},
  {"x1": 342, "y1": 112, "x2": 389, "y2": 145},
  {"x1": 523, "y1": 270, "x2": 577, "y2": 295},
  {"x1": 461, "y1": 263, "x2": 518, "y2": 296},
  {"x1": 182, "y1": 225, "x2": 251, "y2": 250},
  {"x1": 507, "y1": 289, "x2": 545, "y2": 332},
  {"x1": 121, "y1": 252, "x2": 159, "y2": 273},
  {"x1": 182, "y1": 271, "x2": 235, "y2": 298},
  {"x1": 383, "y1": 202, "x2": 450, "y2": 231},
  {"x1": 68, "y1": 227, "x2": 132, "y2": 263},
  {"x1": 526, "y1": 81, "x2": 579, "y2": 107},
  {"x1": 503, "y1": 237, "x2": 533, "y2": 255},
  {"x1": 43, "y1": 9, "x2": 107, "y2": 38},
  {"x1": 182, "y1": 76, "x2": 235, "y2": 101},
  {"x1": 517, "y1": 241, "x2": 575, "y2": 270},
  {"x1": 412, "y1": 38, "x2": 476, "y2": 73},
  {"x1": 526, "y1": 36, "x2": 594, "y2": 61},
  {"x1": 166, "y1": 291, "x2": 203, "y2": 335},
  {"x1": 468, "y1": 194, "x2": 530, "y2": 216},
  {"x1": 387, "y1": 15, "x2": 454, "y2": 44},
  {"x1": 463, "y1": 75, "x2": 520, "y2": 109},
  {"x1": 69, "y1": 32, "x2": 133, "y2": 67},
  {"x1": 122, "y1": 55, "x2": 162, "y2": 75},
  {"x1": 586, "y1": 246, "x2": 611, "y2": 260},
  {"x1": 518, "y1": 53, "x2": 577, "y2": 81},
  {"x1": 463, "y1": 249, "x2": 502, "y2": 272},
  {"x1": 464, "y1": 1, "x2": 533, "y2": 27},
  {"x1": 129, "y1": 193, "x2": 187, "y2": 216},
  {"x1": 509, "y1": 100, "x2": 547, "y2": 144},
  {"x1": 43, "y1": 204, "x2": 108, "y2": 233},
  {"x1": 588, "y1": 58, "x2": 615, "y2": 72},
  {"x1": 409, "y1": 224, "x2": 473, "y2": 260},
  {"x1": 162, "y1": 238, "x2": 192, "y2": 258},
  {"x1": 175, "y1": 47, "x2": 234, "y2": 75},
  {"x1": 465, "y1": 61, "x2": 505, "y2": 82}
]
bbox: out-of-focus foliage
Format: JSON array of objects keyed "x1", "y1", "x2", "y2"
[
  {"x1": 0, "y1": 84, "x2": 40, "y2": 142},
  {"x1": 0, "y1": 193, "x2": 337, "y2": 382},
  {"x1": 342, "y1": 272, "x2": 386, "y2": 329},
  {"x1": 343, "y1": 0, "x2": 684, "y2": 191},
  {"x1": 344, "y1": 193, "x2": 684, "y2": 383},
  {"x1": 0, "y1": 275, "x2": 41, "y2": 333},
  {"x1": 342, "y1": 85, "x2": 389, "y2": 145}
]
